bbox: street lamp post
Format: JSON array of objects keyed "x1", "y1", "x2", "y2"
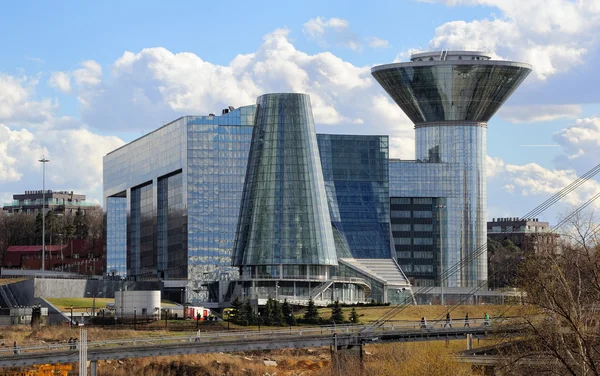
[
  {"x1": 70, "y1": 306, "x2": 73, "y2": 328},
  {"x1": 39, "y1": 156, "x2": 49, "y2": 272},
  {"x1": 134, "y1": 308, "x2": 137, "y2": 330},
  {"x1": 87, "y1": 291, "x2": 102, "y2": 317}
]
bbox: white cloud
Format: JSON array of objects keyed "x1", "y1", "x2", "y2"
[
  {"x1": 366, "y1": 37, "x2": 390, "y2": 48},
  {"x1": 0, "y1": 72, "x2": 124, "y2": 203},
  {"x1": 498, "y1": 104, "x2": 582, "y2": 123},
  {"x1": 553, "y1": 117, "x2": 600, "y2": 172},
  {"x1": 82, "y1": 29, "x2": 413, "y2": 143},
  {"x1": 72, "y1": 60, "x2": 102, "y2": 87},
  {"x1": 0, "y1": 74, "x2": 55, "y2": 124},
  {"x1": 302, "y1": 17, "x2": 362, "y2": 51},
  {"x1": 421, "y1": 0, "x2": 600, "y2": 80},
  {"x1": 488, "y1": 155, "x2": 600, "y2": 210},
  {"x1": 48, "y1": 72, "x2": 72, "y2": 93}
]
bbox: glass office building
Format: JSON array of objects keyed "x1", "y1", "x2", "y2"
[
  {"x1": 373, "y1": 51, "x2": 531, "y2": 288},
  {"x1": 104, "y1": 106, "x2": 256, "y2": 303},
  {"x1": 317, "y1": 134, "x2": 392, "y2": 259}
]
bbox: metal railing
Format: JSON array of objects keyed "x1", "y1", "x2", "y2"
[{"x1": 0, "y1": 319, "x2": 516, "y2": 357}]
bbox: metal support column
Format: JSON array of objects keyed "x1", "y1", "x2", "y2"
[{"x1": 90, "y1": 360, "x2": 97, "y2": 376}]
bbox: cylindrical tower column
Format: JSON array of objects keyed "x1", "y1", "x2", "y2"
[{"x1": 372, "y1": 51, "x2": 531, "y2": 287}]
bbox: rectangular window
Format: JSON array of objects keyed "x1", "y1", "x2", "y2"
[
  {"x1": 414, "y1": 238, "x2": 433, "y2": 245},
  {"x1": 413, "y1": 211, "x2": 433, "y2": 218},
  {"x1": 413, "y1": 198, "x2": 432, "y2": 205},
  {"x1": 413, "y1": 265, "x2": 433, "y2": 273},
  {"x1": 391, "y1": 198, "x2": 410, "y2": 204},
  {"x1": 414, "y1": 224, "x2": 433, "y2": 232},
  {"x1": 391, "y1": 210, "x2": 411, "y2": 218},
  {"x1": 397, "y1": 251, "x2": 412, "y2": 258},
  {"x1": 391, "y1": 224, "x2": 411, "y2": 231},
  {"x1": 395, "y1": 238, "x2": 411, "y2": 245},
  {"x1": 400, "y1": 264, "x2": 413, "y2": 272},
  {"x1": 413, "y1": 251, "x2": 433, "y2": 258}
]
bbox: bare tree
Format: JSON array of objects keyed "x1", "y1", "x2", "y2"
[{"x1": 504, "y1": 210, "x2": 600, "y2": 375}]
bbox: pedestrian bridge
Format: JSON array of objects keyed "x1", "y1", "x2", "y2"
[{"x1": 0, "y1": 320, "x2": 525, "y2": 371}]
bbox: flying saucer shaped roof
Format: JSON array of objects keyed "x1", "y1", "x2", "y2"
[{"x1": 371, "y1": 57, "x2": 532, "y2": 124}]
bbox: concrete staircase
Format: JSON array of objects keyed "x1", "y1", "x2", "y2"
[{"x1": 338, "y1": 258, "x2": 411, "y2": 288}]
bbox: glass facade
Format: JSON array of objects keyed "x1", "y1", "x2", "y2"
[
  {"x1": 186, "y1": 106, "x2": 256, "y2": 302},
  {"x1": 233, "y1": 94, "x2": 337, "y2": 274},
  {"x1": 317, "y1": 134, "x2": 392, "y2": 259},
  {"x1": 104, "y1": 106, "x2": 256, "y2": 303},
  {"x1": 106, "y1": 195, "x2": 126, "y2": 276},
  {"x1": 371, "y1": 62, "x2": 532, "y2": 123},
  {"x1": 377, "y1": 53, "x2": 531, "y2": 288}
]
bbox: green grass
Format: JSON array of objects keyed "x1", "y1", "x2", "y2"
[{"x1": 46, "y1": 297, "x2": 114, "y2": 311}]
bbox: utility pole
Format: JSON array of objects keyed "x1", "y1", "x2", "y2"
[{"x1": 39, "y1": 156, "x2": 49, "y2": 272}]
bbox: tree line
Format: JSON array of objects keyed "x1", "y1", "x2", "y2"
[
  {"x1": 0, "y1": 206, "x2": 105, "y2": 264},
  {"x1": 228, "y1": 297, "x2": 361, "y2": 327}
]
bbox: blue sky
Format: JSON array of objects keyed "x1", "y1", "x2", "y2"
[{"x1": 1, "y1": 0, "x2": 599, "y2": 225}]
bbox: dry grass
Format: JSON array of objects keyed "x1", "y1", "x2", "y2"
[
  {"x1": 318, "y1": 304, "x2": 535, "y2": 323},
  {"x1": 0, "y1": 278, "x2": 27, "y2": 285}
]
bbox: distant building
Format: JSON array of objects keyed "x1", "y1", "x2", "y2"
[
  {"x1": 2, "y1": 239, "x2": 104, "y2": 275},
  {"x1": 487, "y1": 217, "x2": 558, "y2": 252},
  {"x1": 2, "y1": 190, "x2": 97, "y2": 216}
]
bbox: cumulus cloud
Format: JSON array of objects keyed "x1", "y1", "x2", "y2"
[
  {"x1": 488, "y1": 155, "x2": 600, "y2": 211},
  {"x1": 48, "y1": 72, "x2": 72, "y2": 93},
  {"x1": 72, "y1": 60, "x2": 103, "y2": 87},
  {"x1": 0, "y1": 72, "x2": 124, "y2": 203},
  {"x1": 421, "y1": 0, "x2": 599, "y2": 80},
  {"x1": 48, "y1": 60, "x2": 103, "y2": 102},
  {"x1": 302, "y1": 17, "x2": 362, "y2": 51},
  {"x1": 81, "y1": 29, "x2": 414, "y2": 149},
  {"x1": 366, "y1": 37, "x2": 390, "y2": 48},
  {"x1": 553, "y1": 117, "x2": 600, "y2": 173},
  {"x1": 0, "y1": 74, "x2": 55, "y2": 124},
  {"x1": 498, "y1": 104, "x2": 582, "y2": 123}
]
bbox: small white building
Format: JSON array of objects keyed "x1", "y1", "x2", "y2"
[{"x1": 114, "y1": 290, "x2": 161, "y2": 318}]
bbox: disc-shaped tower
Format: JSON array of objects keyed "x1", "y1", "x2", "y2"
[{"x1": 372, "y1": 51, "x2": 531, "y2": 287}]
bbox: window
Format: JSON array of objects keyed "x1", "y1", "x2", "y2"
[
  {"x1": 142, "y1": 308, "x2": 147, "y2": 315},
  {"x1": 395, "y1": 238, "x2": 411, "y2": 245},
  {"x1": 400, "y1": 264, "x2": 413, "y2": 272},
  {"x1": 397, "y1": 251, "x2": 411, "y2": 258},
  {"x1": 413, "y1": 211, "x2": 432, "y2": 218},
  {"x1": 392, "y1": 224, "x2": 411, "y2": 231},
  {"x1": 392, "y1": 210, "x2": 411, "y2": 218},
  {"x1": 413, "y1": 251, "x2": 433, "y2": 258},
  {"x1": 413, "y1": 198, "x2": 432, "y2": 205},
  {"x1": 413, "y1": 265, "x2": 433, "y2": 273},
  {"x1": 414, "y1": 238, "x2": 433, "y2": 245},
  {"x1": 391, "y1": 198, "x2": 410, "y2": 204},
  {"x1": 414, "y1": 224, "x2": 433, "y2": 232}
]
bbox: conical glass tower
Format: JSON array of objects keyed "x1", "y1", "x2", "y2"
[
  {"x1": 233, "y1": 93, "x2": 337, "y2": 281},
  {"x1": 372, "y1": 51, "x2": 531, "y2": 287}
]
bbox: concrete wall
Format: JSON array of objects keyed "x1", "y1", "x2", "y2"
[{"x1": 32, "y1": 279, "x2": 161, "y2": 299}]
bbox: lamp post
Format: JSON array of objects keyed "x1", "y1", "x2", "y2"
[
  {"x1": 70, "y1": 306, "x2": 73, "y2": 328},
  {"x1": 134, "y1": 307, "x2": 137, "y2": 330},
  {"x1": 39, "y1": 156, "x2": 49, "y2": 272},
  {"x1": 257, "y1": 312, "x2": 261, "y2": 332},
  {"x1": 87, "y1": 291, "x2": 102, "y2": 317}
]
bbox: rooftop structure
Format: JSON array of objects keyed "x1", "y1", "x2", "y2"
[{"x1": 2, "y1": 190, "x2": 96, "y2": 215}]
